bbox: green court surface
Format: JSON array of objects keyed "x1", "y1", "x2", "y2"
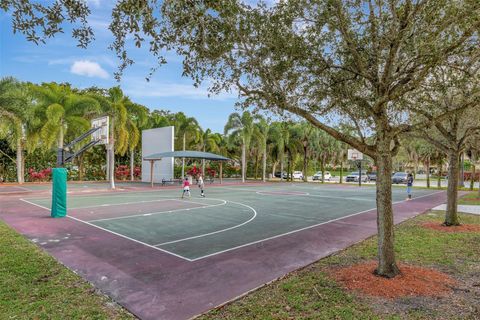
[{"x1": 21, "y1": 184, "x2": 439, "y2": 261}]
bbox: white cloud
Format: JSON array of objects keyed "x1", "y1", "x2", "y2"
[{"x1": 70, "y1": 60, "x2": 109, "y2": 79}]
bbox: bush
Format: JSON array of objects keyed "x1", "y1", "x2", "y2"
[
  {"x1": 114, "y1": 165, "x2": 141, "y2": 180},
  {"x1": 28, "y1": 168, "x2": 52, "y2": 182}
]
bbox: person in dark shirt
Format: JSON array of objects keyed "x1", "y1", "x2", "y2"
[{"x1": 406, "y1": 173, "x2": 414, "y2": 200}]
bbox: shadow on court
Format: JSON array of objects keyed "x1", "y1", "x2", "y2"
[{"x1": 0, "y1": 182, "x2": 448, "y2": 320}]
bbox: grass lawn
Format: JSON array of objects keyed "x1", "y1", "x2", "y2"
[
  {"x1": 459, "y1": 192, "x2": 480, "y2": 205},
  {"x1": 200, "y1": 212, "x2": 480, "y2": 320},
  {"x1": 0, "y1": 221, "x2": 135, "y2": 319}
]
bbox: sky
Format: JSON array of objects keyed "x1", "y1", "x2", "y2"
[{"x1": 0, "y1": 0, "x2": 255, "y2": 133}]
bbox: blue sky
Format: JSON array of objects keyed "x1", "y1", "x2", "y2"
[{"x1": 0, "y1": 0, "x2": 252, "y2": 133}]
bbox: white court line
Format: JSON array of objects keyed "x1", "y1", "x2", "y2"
[
  {"x1": 19, "y1": 198, "x2": 193, "y2": 261},
  {"x1": 86, "y1": 199, "x2": 227, "y2": 223},
  {"x1": 256, "y1": 191, "x2": 310, "y2": 196},
  {"x1": 20, "y1": 198, "x2": 51, "y2": 211},
  {"x1": 154, "y1": 199, "x2": 257, "y2": 246},
  {"x1": 69, "y1": 198, "x2": 186, "y2": 210},
  {"x1": 216, "y1": 186, "x2": 374, "y2": 202},
  {"x1": 186, "y1": 190, "x2": 445, "y2": 261}
]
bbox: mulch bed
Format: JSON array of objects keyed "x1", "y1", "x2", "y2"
[
  {"x1": 331, "y1": 261, "x2": 456, "y2": 299},
  {"x1": 422, "y1": 222, "x2": 480, "y2": 233},
  {"x1": 461, "y1": 198, "x2": 480, "y2": 201}
]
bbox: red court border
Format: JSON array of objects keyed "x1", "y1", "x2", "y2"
[{"x1": 0, "y1": 184, "x2": 450, "y2": 320}]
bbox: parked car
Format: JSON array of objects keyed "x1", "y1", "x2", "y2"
[
  {"x1": 274, "y1": 171, "x2": 287, "y2": 178},
  {"x1": 312, "y1": 171, "x2": 332, "y2": 181},
  {"x1": 391, "y1": 172, "x2": 408, "y2": 184},
  {"x1": 367, "y1": 172, "x2": 377, "y2": 181},
  {"x1": 346, "y1": 171, "x2": 369, "y2": 182},
  {"x1": 292, "y1": 171, "x2": 304, "y2": 179}
]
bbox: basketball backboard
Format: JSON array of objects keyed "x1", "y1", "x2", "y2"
[
  {"x1": 91, "y1": 116, "x2": 109, "y2": 145},
  {"x1": 347, "y1": 148, "x2": 363, "y2": 161}
]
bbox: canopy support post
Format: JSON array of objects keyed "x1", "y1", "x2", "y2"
[
  {"x1": 150, "y1": 160, "x2": 154, "y2": 188},
  {"x1": 220, "y1": 161, "x2": 223, "y2": 184}
]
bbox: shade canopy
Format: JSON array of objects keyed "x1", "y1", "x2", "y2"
[{"x1": 143, "y1": 150, "x2": 229, "y2": 161}]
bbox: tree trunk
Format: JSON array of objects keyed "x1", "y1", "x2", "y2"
[
  {"x1": 280, "y1": 155, "x2": 284, "y2": 182},
  {"x1": 458, "y1": 153, "x2": 464, "y2": 188},
  {"x1": 16, "y1": 138, "x2": 23, "y2": 184},
  {"x1": 413, "y1": 157, "x2": 418, "y2": 179},
  {"x1": 254, "y1": 151, "x2": 259, "y2": 180},
  {"x1": 272, "y1": 161, "x2": 277, "y2": 177},
  {"x1": 241, "y1": 137, "x2": 246, "y2": 183},
  {"x1": 303, "y1": 145, "x2": 308, "y2": 182},
  {"x1": 202, "y1": 145, "x2": 206, "y2": 176},
  {"x1": 78, "y1": 154, "x2": 84, "y2": 181},
  {"x1": 106, "y1": 147, "x2": 110, "y2": 180},
  {"x1": 58, "y1": 123, "x2": 64, "y2": 149},
  {"x1": 181, "y1": 133, "x2": 186, "y2": 178},
  {"x1": 426, "y1": 156, "x2": 430, "y2": 189},
  {"x1": 437, "y1": 161, "x2": 442, "y2": 188},
  {"x1": 470, "y1": 158, "x2": 475, "y2": 191},
  {"x1": 444, "y1": 152, "x2": 460, "y2": 226},
  {"x1": 109, "y1": 117, "x2": 115, "y2": 189},
  {"x1": 130, "y1": 149, "x2": 135, "y2": 181},
  {"x1": 286, "y1": 151, "x2": 291, "y2": 182},
  {"x1": 262, "y1": 143, "x2": 267, "y2": 182},
  {"x1": 340, "y1": 160, "x2": 343, "y2": 184},
  {"x1": 321, "y1": 156, "x2": 325, "y2": 183},
  {"x1": 374, "y1": 139, "x2": 400, "y2": 278}
]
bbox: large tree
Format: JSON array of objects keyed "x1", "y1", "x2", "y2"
[
  {"x1": 408, "y1": 63, "x2": 480, "y2": 226},
  {"x1": 145, "y1": 0, "x2": 478, "y2": 277}
]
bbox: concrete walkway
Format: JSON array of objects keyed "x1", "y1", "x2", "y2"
[{"x1": 432, "y1": 204, "x2": 480, "y2": 215}]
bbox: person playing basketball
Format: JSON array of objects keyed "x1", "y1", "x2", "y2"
[
  {"x1": 198, "y1": 174, "x2": 205, "y2": 197},
  {"x1": 181, "y1": 176, "x2": 191, "y2": 198}
]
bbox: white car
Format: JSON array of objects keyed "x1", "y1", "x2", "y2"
[
  {"x1": 292, "y1": 171, "x2": 304, "y2": 179},
  {"x1": 312, "y1": 171, "x2": 332, "y2": 181},
  {"x1": 346, "y1": 171, "x2": 370, "y2": 182}
]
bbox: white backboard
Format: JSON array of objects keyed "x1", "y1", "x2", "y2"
[
  {"x1": 142, "y1": 126, "x2": 174, "y2": 183},
  {"x1": 91, "y1": 116, "x2": 109, "y2": 145},
  {"x1": 347, "y1": 149, "x2": 363, "y2": 160}
]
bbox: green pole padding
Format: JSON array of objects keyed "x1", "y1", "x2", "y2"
[{"x1": 51, "y1": 168, "x2": 67, "y2": 218}]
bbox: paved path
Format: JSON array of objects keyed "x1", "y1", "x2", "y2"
[{"x1": 432, "y1": 204, "x2": 480, "y2": 215}]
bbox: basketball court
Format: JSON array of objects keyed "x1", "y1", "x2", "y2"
[{"x1": 0, "y1": 182, "x2": 447, "y2": 320}]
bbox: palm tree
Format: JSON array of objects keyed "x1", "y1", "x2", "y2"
[
  {"x1": 285, "y1": 125, "x2": 302, "y2": 182},
  {"x1": 224, "y1": 111, "x2": 254, "y2": 183},
  {"x1": 200, "y1": 128, "x2": 221, "y2": 175},
  {"x1": 88, "y1": 86, "x2": 129, "y2": 189},
  {"x1": 32, "y1": 83, "x2": 100, "y2": 151},
  {"x1": 314, "y1": 130, "x2": 337, "y2": 183},
  {"x1": 253, "y1": 115, "x2": 269, "y2": 182},
  {"x1": 268, "y1": 122, "x2": 288, "y2": 181},
  {"x1": 126, "y1": 103, "x2": 149, "y2": 181},
  {"x1": 148, "y1": 110, "x2": 171, "y2": 128},
  {"x1": 0, "y1": 77, "x2": 30, "y2": 183},
  {"x1": 169, "y1": 112, "x2": 201, "y2": 178},
  {"x1": 295, "y1": 123, "x2": 315, "y2": 182}
]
